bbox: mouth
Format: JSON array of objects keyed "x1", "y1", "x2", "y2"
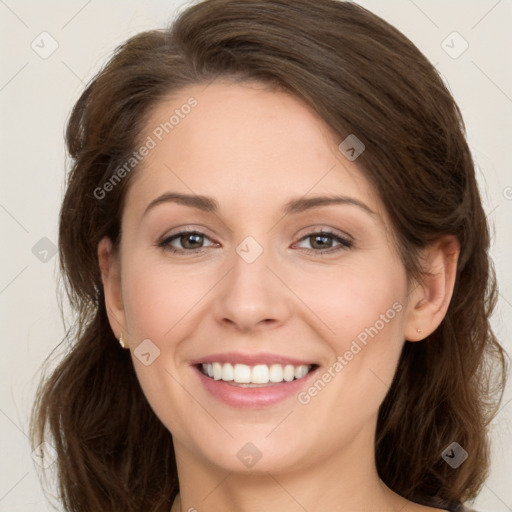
[
  {"x1": 191, "y1": 355, "x2": 320, "y2": 408},
  {"x1": 197, "y1": 362, "x2": 318, "y2": 387}
]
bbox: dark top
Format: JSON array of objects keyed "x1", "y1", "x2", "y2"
[{"x1": 413, "y1": 495, "x2": 473, "y2": 512}]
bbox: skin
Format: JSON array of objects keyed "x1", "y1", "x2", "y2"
[{"x1": 99, "y1": 80, "x2": 460, "y2": 512}]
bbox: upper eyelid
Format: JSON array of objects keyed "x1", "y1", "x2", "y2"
[
  {"x1": 160, "y1": 226, "x2": 216, "y2": 243},
  {"x1": 160, "y1": 225, "x2": 351, "y2": 238},
  {"x1": 160, "y1": 227, "x2": 353, "y2": 247}
]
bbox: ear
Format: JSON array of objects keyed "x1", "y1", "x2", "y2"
[
  {"x1": 404, "y1": 235, "x2": 460, "y2": 342},
  {"x1": 98, "y1": 237, "x2": 127, "y2": 346}
]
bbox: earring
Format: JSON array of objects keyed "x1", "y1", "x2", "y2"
[
  {"x1": 416, "y1": 328, "x2": 422, "y2": 334},
  {"x1": 119, "y1": 331, "x2": 128, "y2": 349}
]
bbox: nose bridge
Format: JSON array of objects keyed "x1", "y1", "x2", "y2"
[
  {"x1": 230, "y1": 233, "x2": 277, "y2": 302},
  {"x1": 235, "y1": 234, "x2": 266, "y2": 266},
  {"x1": 212, "y1": 232, "x2": 291, "y2": 330}
]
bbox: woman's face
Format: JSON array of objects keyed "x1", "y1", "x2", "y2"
[{"x1": 105, "y1": 80, "x2": 421, "y2": 475}]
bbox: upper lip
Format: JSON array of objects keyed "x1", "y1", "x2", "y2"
[{"x1": 190, "y1": 352, "x2": 316, "y2": 366}]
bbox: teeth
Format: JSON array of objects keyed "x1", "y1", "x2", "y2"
[
  {"x1": 251, "y1": 364, "x2": 269, "y2": 384},
  {"x1": 283, "y1": 364, "x2": 295, "y2": 382},
  {"x1": 201, "y1": 362, "x2": 312, "y2": 384},
  {"x1": 295, "y1": 365, "x2": 309, "y2": 379},
  {"x1": 233, "y1": 363, "x2": 251, "y2": 383},
  {"x1": 212, "y1": 362, "x2": 222, "y2": 380},
  {"x1": 222, "y1": 362, "x2": 234, "y2": 381},
  {"x1": 269, "y1": 364, "x2": 283, "y2": 382}
]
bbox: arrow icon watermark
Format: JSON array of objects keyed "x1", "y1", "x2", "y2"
[
  {"x1": 338, "y1": 134, "x2": 365, "y2": 161},
  {"x1": 441, "y1": 441, "x2": 468, "y2": 468},
  {"x1": 134, "y1": 339, "x2": 161, "y2": 366}
]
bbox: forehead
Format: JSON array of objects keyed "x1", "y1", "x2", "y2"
[{"x1": 125, "y1": 80, "x2": 384, "y2": 219}]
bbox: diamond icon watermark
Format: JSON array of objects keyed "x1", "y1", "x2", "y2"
[
  {"x1": 338, "y1": 134, "x2": 365, "y2": 161},
  {"x1": 236, "y1": 236, "x2": 263, "y2": 264},
  {"x1": 31, "y1": 442, "x2": 58, "y2": 469},
  {"x1": 31, "y1": 31, "x2": 59, "y2": 59},
  {"x1": 441, "y1": 441, "x2": 468, "y2": 468},
  {"x1": 236, "y1": 442, "x2": 262, "y2": 468},
  {"x1": 32, "y1": 237, "x2": 58, "y2": 263},
  {"x1": 441, "y1": 31, "x2": 469, "y2": 59},
  {"x1": 134, "y1": 338, "x2": 161, "y2": 366}
]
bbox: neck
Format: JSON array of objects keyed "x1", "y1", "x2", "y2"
[{"x1": 170, "y1": 422, "x2": 406, "y2": 512}]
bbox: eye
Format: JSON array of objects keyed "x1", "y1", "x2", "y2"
[
  {"x1": 294, "y1": 230, "x2": 353, "y2": 254},
  {"x1": 158, "y1": 230, "x2": 217, "y2": 254},
  {"x1": 157, "y1": 228, "x2": 353, "y2": 256}
]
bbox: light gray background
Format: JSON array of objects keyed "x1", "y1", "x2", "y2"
[{"x1": 0, "y1": 1, "x2": 511, "y2": 511}]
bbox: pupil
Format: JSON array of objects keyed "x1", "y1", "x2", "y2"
[
  {"x1": 183, "y1": 233, "x2": 202, "y2": 249},
  {"x1": 313, "y1": 235, "x2": 331, "y2": 249}
]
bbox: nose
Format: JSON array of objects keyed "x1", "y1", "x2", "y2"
[{"x1": 211, "y1": 238, "x2": 293, "y2": 333}]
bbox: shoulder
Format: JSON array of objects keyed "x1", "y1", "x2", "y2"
[
  {"x1": 407, "y1": 497, "x2": 478, "y2": 512},
  {"x1": 414, "y1": 505, "x2": 477, "y2": 512},
  {"x1": 404, "y1": 502, "x2": 459, "y2": 512},
  {"x1": 452, "y1": 503, "x2": 479, "y2": 512},
  {"x1": 443, "y1": 502, "x2": 479, "y2": 512}
]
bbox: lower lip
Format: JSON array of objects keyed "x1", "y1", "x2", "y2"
[{"x1": 194, "y1": 366, "x2": 318, "y2": 408}]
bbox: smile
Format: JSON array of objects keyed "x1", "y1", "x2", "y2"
[
  {"x1": 200, "y1": 362, "x2": 315, "y2": 386},
  {"x1": 193, "y1": 355, "x2": 320, "y2": 408}
]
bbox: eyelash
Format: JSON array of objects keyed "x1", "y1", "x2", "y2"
[{"x1": 157, "y1": 228, "x2": 353, "y2": 256}]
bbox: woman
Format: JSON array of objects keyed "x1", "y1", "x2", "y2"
[{"x1": 30, "y1": 0, "x2": 508, "y2": 511}]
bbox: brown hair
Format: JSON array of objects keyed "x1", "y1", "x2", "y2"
[{"x1": 30, "y1": 0, "x2": 508, "y2": 510}]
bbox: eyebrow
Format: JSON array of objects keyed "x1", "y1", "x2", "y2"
[{"x1": 142, "y1": 192, "x2": 375, "y2": 218}]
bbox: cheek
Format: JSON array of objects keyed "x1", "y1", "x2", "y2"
[
  {"x1": 292, "y1": 262, "x2": 407, "y2": 419},
  {"x1": 300, "y1": 259, "x2": 406, "y2": 345},
  {"x1": 120, "y1": 258, "x2": 198, "y2": 435},
  {"x1": 121, "y1": 258, "x2": 206, "y2": 341}
]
